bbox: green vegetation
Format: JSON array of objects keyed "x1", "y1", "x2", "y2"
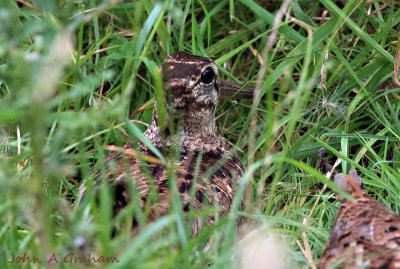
[{"x1": 1, "y1": 0, "x2": 399, "y2": 268}]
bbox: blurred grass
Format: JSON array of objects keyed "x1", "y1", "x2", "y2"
[{"x1": 1, "y1": 0, "x2": 400, "y2": 268}]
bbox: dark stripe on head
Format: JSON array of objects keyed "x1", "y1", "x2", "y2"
[{"x1": 162, "y1": 51, "x2": 215, "y2": 91}]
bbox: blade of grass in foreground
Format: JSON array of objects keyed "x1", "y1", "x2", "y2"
[
  {"x1": 124, "y1": 118, "x2": 166, "y2": 163},
  {"x1": 110, "y1": 215, "x2": 175, "y2": 269}
]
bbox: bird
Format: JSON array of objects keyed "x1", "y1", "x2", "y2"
[
  {"x1": 318, "y1": 170, "x2": 400, "y2": 268},
  {"x1": 77, "y1": 51, "x2": 253, "y2": 235}
]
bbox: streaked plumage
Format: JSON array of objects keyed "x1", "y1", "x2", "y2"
[
  {"x1": 78, "y1": 52, "x2": 246, "y2": 234},
  {"x1": 319, "y1": 170, "x2": 400, "y2": 268}
]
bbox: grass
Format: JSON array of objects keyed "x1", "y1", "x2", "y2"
[{"x1": 1, "y1": 0, "x2": 400, "y2": 268}]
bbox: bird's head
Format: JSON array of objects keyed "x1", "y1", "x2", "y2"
[{"x1": 161, "y1": 51, "x2": 220, "y2": 113}]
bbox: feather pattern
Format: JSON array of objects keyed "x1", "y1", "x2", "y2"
[
  {"x1": 78, "y1": 52, "x2": 245, "y2": 234},
  {"x1": 319, "y1": 170, "x2": 400, "y2": 268}
]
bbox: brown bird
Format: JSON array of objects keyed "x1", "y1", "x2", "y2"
[
  {"x1": 78, "y1": 51, "x2": 253, "y2": 234},
  {"x1": 318, "y1": 170, "x2": 400, "y2": 268}
]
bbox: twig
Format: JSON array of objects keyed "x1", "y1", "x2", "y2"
[
  {"x1": 16, "y1": 0, "x2": 44, "y2": 13},
  {"x1": 298, "y1": 218, "x2": 317, "y2": 269},
  {"x1": 394, "y1": 28, "x2": 400, "y2": 87}
]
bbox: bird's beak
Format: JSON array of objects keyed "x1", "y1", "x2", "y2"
[{"x1": 216, "y1": 78, "x2": 255, "y2": 100}]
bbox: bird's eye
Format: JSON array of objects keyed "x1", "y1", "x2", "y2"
[{"x1": 200, "y1": 67, "x2": 215, "y2": 84}]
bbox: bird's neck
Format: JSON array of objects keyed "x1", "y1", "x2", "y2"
[{"x1": 144, "y1": 105, "x2": 227, "y2": 153}]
